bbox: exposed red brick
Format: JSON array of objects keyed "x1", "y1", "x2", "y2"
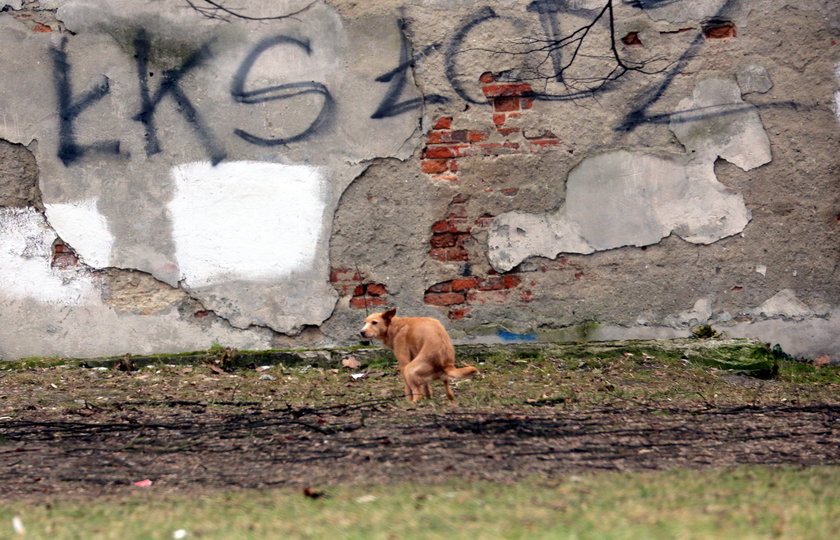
[
  {"x1": 451, "y1": 277, "x2": 479, "y2": 291},
  {"x1": 622, "y1": 32, "x2": 643, "y2": 46},
  {"x1": 493, "y1": 114, "x2": 507, "y2": 127},
  {"x1": 350, "y1": 296, "x2": 388, "y2": 309},
  {"x1": 51, "y1": 242, "x2": 78, "y2": 268},
  {"x1": 574, "y1": 272, "x2": 584, "y2": 280},
  {"x1": 521, "y1": 97, "x2": 535, "y2": 110},
  {"x1": 33, "y1": 23, "x2": 52, "y2": 32},
  {"x1": 427, "y1": 130, "x2": 469, "y2": 144},
  {"x1": 520, "y1": 290, "x2": 534, "y2": 303},
  {"x1": 194, "y1": 310, "x2": 212, "y2": 318},
  {"x1": 433, "y1": 117, "x2": 453, "y2": 129},
  {"x1": 502, "y1": 275, "x2": 522, "y2": 289},
  {"x1": 732, "y1": 286, "x2": 743, "y2": 291},
  {"x1": 468, "y1": 130, "x2": 488, "y2": 143},
  {"x1": 449, "y1": 160, "x2": 459, "y2": 172},
  {"x1": 479, "y1": 72, "x2": 495, "y2": 84},
  {"x1": 427, "y1": 281, "x2": 452, "y2": 293},
  {"x1": 428, "y1": 247, "x2": 469, "y2": 262},
  {"x1": 421, "y1": 159, "x2": 449, "y2": 174},
  {"x1": 352, "y1": 284, "x2": 365, "y2": 297},
  {"x1": 426, "y1": 131, "x2": 446, "y2": 145},
  {"x1": 366, "y1": 283, "x2": 388, "y2": 296},
  {"x1": 448, "y1": 308, "x2": 472, "y2": 320},
  {"x1": 430, "y1": 233, "x2": 458, "y2": 248},
  {"x1": 500, "y1": 188, "x2": 519, "y2": 196},
  {"x1": 481, "y1": 84, "x2": 533, "y2": 98},
  {"x1": 530, "y1": 139, "x2": 561, "y2": 150},
  {"x1": 432, "y1": 219, "x2": 472, "y2": 233},
  {"x1": 703, "y1": 21, "x2": 736, "y2": 39},
  {"x1": 477, "y1": 277, "x2": 504, "y2": 291},
  {"x1": 423, "y1": 145, "x2": 469, "y2": 159},
  {"x1": 497, "y1": 127, "x2": 520, "y2": 136},
  {"x1": 493, "y1": 96, "x2": 521, "y2": 112},
  {"x1": 424, "y1": 292, "x2": 467, "y2": 306}
]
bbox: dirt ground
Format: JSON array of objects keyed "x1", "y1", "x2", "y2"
[{"x1": 1, "y1": 356, "x2": 839, "y2": 501}]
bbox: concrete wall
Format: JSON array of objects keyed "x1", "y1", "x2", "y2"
[{"x1": 0, "y1": 0, "x2": 838, "y2": 360}]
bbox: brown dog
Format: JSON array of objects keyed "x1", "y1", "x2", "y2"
[{"x1": 360, "y1": 308, "x2": 478, "y2": 403}]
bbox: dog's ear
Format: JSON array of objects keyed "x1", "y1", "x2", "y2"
[{"x1": 382, "y1": 308, "x2": 396, "y2": 323}]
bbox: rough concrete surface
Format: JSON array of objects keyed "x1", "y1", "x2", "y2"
[{"x1": 0, "y1": 0, "x2": 838, "y2": 360}]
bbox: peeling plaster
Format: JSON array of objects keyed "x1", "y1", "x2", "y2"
[
  {"x1": 488, "y1": 151, "x2": 752, "y2": 272},
  {"x1": 45, "y1": 198, "x2": 113, "y2": 268},
  {"x1": 670, "y1": 78, "x2": 772, "y2": 171},
  {"x1": 0, "y1": 207, "x2": 95, "y2": 305},
  {"x1": 835, "y1": 61, "x2": 840, "y2": 127},
  {"x1": 0, "y1": 205, "x2": 274, "y2": 359},
  {"x1": 754, "y1": 289, "x2": 813, "y2": 319},
  {"x1": 488, "y1": 78, "x2": 768, "y2": 273},
  {"x1": 736, "y1": 64, "x2": 773, "y2": 95}
]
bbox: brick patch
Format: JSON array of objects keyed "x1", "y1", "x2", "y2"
[
  {"x1": 52, "y1": 240, "x2": 78, "y2": 268},
  {"x1": 703, "y1": 21, "x2": 736, "y2": 39},
  {"x1": 424, "y1": 269, "x2": 532, "y2": 319},
  {"x1": 330, "y1": 268, "x2": 390, "y2": 309},
  {"x1": 622, "y1": 32, "x2": 643, "y2": 46},
  {"x1": 422, "y1": 192, "x2": 554, "y2": 318},
  {"x1": 420, "y1": 72, "x2": 562, "y2": 181}
]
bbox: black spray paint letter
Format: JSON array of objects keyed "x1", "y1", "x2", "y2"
[
  {"x1": 370, "y1": 20, "x2": 447, "y2": 119},
  {"x1": 444, "y1": 7, "x2": 499, "y2": 105},
  {"x1": 231, "y1": 35, "x2": 334, "y2": 146},
  {"x1": 132, "y1": 30, "x2": 226, "y2": 164},
  {"x1": 50, "y1": 38, "x2": 121, "y2": 166}
]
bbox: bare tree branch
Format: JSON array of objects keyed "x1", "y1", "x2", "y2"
[{"x1": 183, "y1": 0, "x2": 317, "y2": 22}]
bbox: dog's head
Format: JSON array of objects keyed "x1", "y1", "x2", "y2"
[{"x1": 360, "y1": 308, "x2": 396, "y2": 341}]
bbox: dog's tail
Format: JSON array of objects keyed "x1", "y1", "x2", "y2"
[{"x1": 445, "y1": 365, "x2": 479, "y2": 379}]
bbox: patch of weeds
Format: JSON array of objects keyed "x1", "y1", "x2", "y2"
[
  {"x1": 524, "y1": 395, "x2": 568, "y2": 407},
  {"x1": 691, "y1": 325, "x2": 722, "y2": 339},
  {"x1": 207, "y1": 346, "x2": 238, "y2": 372},
  {"x1": 684, "y1": 343, "x2": 780, "y2": 379},
  {"x1": 779, "y1": 361, "x2": 840, "y2": 385},
  {"x1": 362, "y1": 353, "x2": 396, "y2": 370}
]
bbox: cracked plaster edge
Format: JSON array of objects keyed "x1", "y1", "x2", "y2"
[{"x1": 2, "y1": 204, "x2": 289, "y2": 344}]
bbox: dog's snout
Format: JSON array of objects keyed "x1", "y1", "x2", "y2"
[{"x1": 359, "y1": 330, "x2": 367, "y2": 338}]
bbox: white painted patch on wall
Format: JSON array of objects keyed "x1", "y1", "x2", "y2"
[
  {"x1": 168, "y1": 161, "x2": 325, "y2": 288},
  {"x1": 0, "y1": 207, "x2": 95, "y2": 305},
  {"x1": 45, "y1": 198, "x2": 113, "y2": 268}
]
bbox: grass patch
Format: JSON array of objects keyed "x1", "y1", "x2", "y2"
[
  {"x1": 1, "y1": 466, "x2": 837, "y2": 539},
  {"x1": 1, "y1": 342, "x2": 837, "y2": 413}
]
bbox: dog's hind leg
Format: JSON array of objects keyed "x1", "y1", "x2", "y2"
[
  {"x1": 442, "y1": 378, "x2": 455, "y2": 401},
  {"x1": 404, "y1": 359, "x2": 439, "y2": 404}
]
